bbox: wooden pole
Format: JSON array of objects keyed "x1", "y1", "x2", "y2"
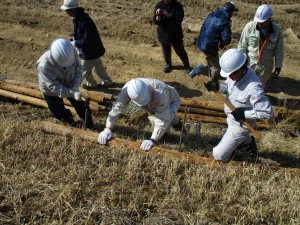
[
  {"x1": 0, "y1": 89, "x2": 76, "y2": 114},
  {"x1": 178, "y1": 106, "x2": 226, "y2": 117},
  {"x1": 39, "y1": 121, "x2": 231, "y2": 167},
  {"x1": 2, "y1": 80, "x2": 114, "y2": 103},
  {"x1": 0, "y1": 81, "x2": 108, "y2": 112},
  {"x1": 180, "y1": 98, "x2": 224, "y2": 111}
]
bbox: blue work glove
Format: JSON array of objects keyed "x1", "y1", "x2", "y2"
[
  {"x1": 98, "y1": 128, "x2": 113, "y2": 144},
  {"x1": 231, "y1": 108, "x2": 246, "y2": 121},
  {"x1": 140, "y1": 139, "x2": 155, "y2": 151}
]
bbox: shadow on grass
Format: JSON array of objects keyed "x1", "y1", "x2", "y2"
[{"x1": 258, "y1": 151, "x2": 300, "y2": 169}]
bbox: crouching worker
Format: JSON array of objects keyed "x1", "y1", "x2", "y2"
[
  {"x1": 204, "y1": 49, "x2": 273, "y2": 162},
  {"x1": 98, "y1": 78, "x2": 182, "y2": 151},
  {"x1": 36, "y1": 38, "x2": 93, "y2": 128}
]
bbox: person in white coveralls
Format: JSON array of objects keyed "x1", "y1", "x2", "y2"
[
  {"x1": 204, "y1": 48, "x2": 273, "y2": 161},
  {"x1": 98, "y1": 78, "x2": 182, "y2": 151}
]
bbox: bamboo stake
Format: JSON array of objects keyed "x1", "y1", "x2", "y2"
[{"x1": 180, "y1": 98, "x2": 224, "y2": 111}]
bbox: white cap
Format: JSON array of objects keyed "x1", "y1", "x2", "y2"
[
  {"x1": 50, "y1": 38, "x2": 75, "y2": 67},
  {"x1": 127, "y1": 78, "x2": 150, "y2": 106},
  {"x1": 61, "y1": 0, "x2": 80, "y2": 10},
  {"x1": 219, "y1": 49, "x2": 247, "y2": 77},
  {"x1": 254, "y1": 4, "x2": 273, "y2": 23}
]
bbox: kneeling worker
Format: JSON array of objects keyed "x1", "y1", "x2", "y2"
[
  {"x1": 98, "y1": 78, "x2": 182, "y2": 151},
  {"x1": 204, "y1": 49, "x2": 273, "y2": 161},
  {"x1": 36, "y1": 38, "x2": 93, "y2": 128}
]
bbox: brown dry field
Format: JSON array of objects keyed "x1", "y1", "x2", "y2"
[{"x1": 0, "y1": 0, "x2": 300, "y2": 224}]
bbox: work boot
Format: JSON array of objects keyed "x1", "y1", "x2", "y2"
[
  {"x1": 63, "y1": 109, "x2": 75, "y2": 125},
  {"x1": 241, "y1": 136, "x2": 258, "y2": 157},
  {"x1": 172, "y1": 119, "x2": 183, "y2": 132},
  {"x1": 163, "y1": 64, "x2": 172, "y2": 73}
]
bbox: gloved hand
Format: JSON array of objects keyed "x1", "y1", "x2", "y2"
[
  {"x1": 74, "y1": 91, "x2": 82, "y2": 101},
  {"x1": 140, "y1": 139, "x2": 155, "y2": 151},
  {"x1": 204, "y1": 81, "x2": 219, "y2": 92},
  {"x1": 273, "y1": 67, "x2": 281, "y2": 77},
  {"x1": 98, "y1": 128, "x2": 113, "y2": 144},
  {"x1": 231, "y1": 108, "x2": 246, "y2": 121}
]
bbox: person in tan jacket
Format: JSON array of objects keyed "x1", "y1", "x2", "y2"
[{"x1": 238, "y1": 4, "x2": 284, "y2": 88}]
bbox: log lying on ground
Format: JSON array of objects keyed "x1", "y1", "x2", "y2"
[
  {"x1": 178, "y1": 106, "x2": 226, "y2": 117},
  {"x1": 3, "y1": 80, "x2": 114, "y2": 103},
  {"x1": 177, "y1": 112, "x2": 270, "y2": 129},
  {"x1": 180, "y1": 98, "x2": 224, "y2": 111},
  {"x1": 39, "y1": 121, "x2": 231, "y2": 167},
  {"x1": 0, "y1": 81, "x2": 108, "y2": 111},
  {"x1": 0, "y1": 89, "x2": 76, "y2": 114},
  {"x1": 0, "y1": 82, "x2": 108, "y2": 112}
]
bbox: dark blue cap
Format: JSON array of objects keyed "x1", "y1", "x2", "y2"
[{"x1": 223, "y1": 2, "x2": 238, "y2": 12}]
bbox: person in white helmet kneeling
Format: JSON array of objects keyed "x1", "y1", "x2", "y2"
[
  {"x1": 98, "y1": 78, "x2": 182, "y2": 151},
  {"x1": 204, "y1": 49, "x2": 273, "y2": 162},
  {"x1": 36, "y1": 38, "x2": 93, "y2": 128}
]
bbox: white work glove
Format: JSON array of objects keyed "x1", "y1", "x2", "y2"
[
  {"x1": 140, "y1": 139, "x2": 155, "y2": 151},
  {"x1": 74, "y1": 91, "x2": 82, "y2": 101},
  {"x1": 98, "y1": 128, "x2": 113, "y2": 144}
]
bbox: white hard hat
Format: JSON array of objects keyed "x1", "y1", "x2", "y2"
[
  {"x1": 127, "y1": 78, "x2": 150, "y2": 106},
  {"x1": 61, "y1": 0, "x2": 80, "y2": 10},
  {"x1": 254, "y1": 4, "x2": 273, "y2": 23},
  {"x1": 219, "y1": 48, "x2": 247, "y2": 77},
  {"x1": 50, "y1": 38, "x2": 75, "y2": 67}
]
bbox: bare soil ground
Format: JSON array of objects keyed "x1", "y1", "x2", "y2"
[{"x1": 0, "y1": 0, "x2": 300, "y2": 224}]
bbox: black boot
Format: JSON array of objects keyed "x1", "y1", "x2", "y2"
[
  {"x1": 172, "y1": 119, "x2": 182, "y2": 132},
  {"x1": 63, "y1": 109, "x2": 75, "y2": 125},
  {"x1": 163, "y1": 64, "x2": 172, "y2": 73},
  {"x1": 241, "y1": 136, "x2": 258, "y2": 157}
]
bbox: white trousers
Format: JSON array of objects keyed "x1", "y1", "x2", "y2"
[
  {"x1": 213, "y1": 117, "x2": 253, "y2": 161},
  {"x1": 81, "y1": 58, "x2": 112, "y2": 87}
]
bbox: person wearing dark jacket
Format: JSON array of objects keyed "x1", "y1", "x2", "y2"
[
  {"x1": 197, "y1": 2, "x2": 238, "y2": 83},
  {"x1": 152, "y1": 0, "x2": 191, "y2": 74},
  {"x1": 61, "y1": 0, "x2": 113, "y2": 89}
]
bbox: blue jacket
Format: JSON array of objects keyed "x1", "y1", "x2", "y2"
[
  {"x1": 197, "y1": 8, "x2": 232, "y2": 56},
  {"x1": 73, "y1": 8, "x2": 105, "y2": 60}
]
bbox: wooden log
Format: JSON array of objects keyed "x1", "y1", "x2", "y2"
[
  {"x1": 178, "y1": 106, "x2": 226, "y2": 118},
  {"x1": 0, "y1": 81, "x2": 106, "y2": 112},
  {"x1": 39, "y1": 121, "x2": 300, "y2": 176},
  {"x1": 177, "y1": 112, "x2": 270, "y2": 129},
  {"x1": 39, "y1": 121, "x2": 230, "y2": 167},
  {"x1": 0, "y1": 89, "x2": 76, "y2": 114},
  {"x1": 3, "y1": 80, "x2": 114, "y2": 102},
  {"x1": 180, "y1": 98, "x2": 224, "y2": 111}
]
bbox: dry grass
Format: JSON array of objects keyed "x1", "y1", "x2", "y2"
[{"x1": 0, "y1": 103, "x2": 299, "y2": 224}]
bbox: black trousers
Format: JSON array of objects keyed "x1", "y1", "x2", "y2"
[
  {"x1": 44, "y1": 94, "x2": 86, "y2": 124},
  {"x1": 161, "y1": 39, "x2": 190, "y2": 68}
]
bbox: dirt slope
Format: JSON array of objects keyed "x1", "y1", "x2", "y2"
[{"x1": 0, "y1": 0, "x2": 299, "y2": 106}]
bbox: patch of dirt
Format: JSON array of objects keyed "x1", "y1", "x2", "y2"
[{"x1": 0, "y1": 0, "x2": 299, "y2": 108}]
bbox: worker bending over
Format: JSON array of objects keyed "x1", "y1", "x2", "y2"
[{"x1": 98, "y1": 78, "x2": 182, "y2": 151}]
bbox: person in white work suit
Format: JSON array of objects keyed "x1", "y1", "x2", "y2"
[
  {"x1": 36, "y1": 38, "x2": 93, "y2": 128},
  {"x1": 238, "y1": 4, "x2": 284, "y2": 88},
  {"x1": 204, "y1": 48, "x2": 273, "y2": 162},
  {"x1": 98, "y1": 78, "x2": 182, "y2": 151}
]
